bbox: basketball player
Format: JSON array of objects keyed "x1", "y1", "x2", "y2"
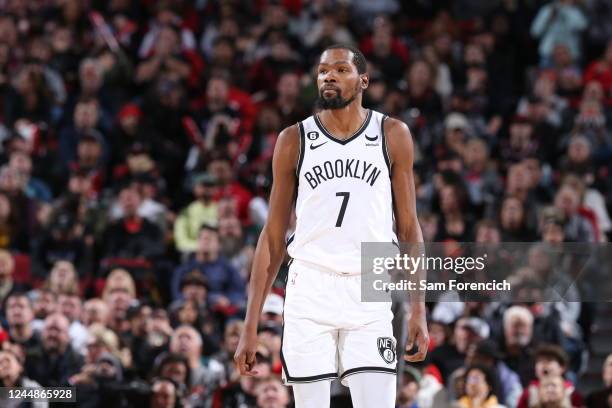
[{"x1": 234, "y1": 45, "x2": 428, "y2": 407}]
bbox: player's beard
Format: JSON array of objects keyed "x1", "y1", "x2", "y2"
[{"x1": 316, "y1": 82, "x2": 360, "y2": 110}]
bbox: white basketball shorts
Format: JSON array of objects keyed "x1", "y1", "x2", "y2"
[{"x1": 281, "y1": 259, "x2": 397, "y2": 385}]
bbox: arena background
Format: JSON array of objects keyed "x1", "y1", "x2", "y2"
[{"x1": 0, "y1": 0, "x2": 611, "y2": 407}]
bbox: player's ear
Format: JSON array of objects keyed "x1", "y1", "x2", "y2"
[{"x1": 361, "y1": 74, "x2": 369, "y2": 90}]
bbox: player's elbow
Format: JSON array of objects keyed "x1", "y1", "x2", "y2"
[{"x1": 258, "y1": 225, "x2": 288, "y2": 264}]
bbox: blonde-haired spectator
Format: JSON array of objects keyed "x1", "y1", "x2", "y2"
[
  {"x1": 43, "y1": 260, "x2": 79, "y2": 295},
  {"x1": 84, "y1": 324, "x2": 120, "y2": 364},
  {"x1": 586, "y1": 354, "x2": 612, "y2": 406},
  {"x1": 102, "y1": 269, "x2": 136, "y2": 332},
  {"x1": 0, "y1": 249, "x2": 18, "y2": 305}
]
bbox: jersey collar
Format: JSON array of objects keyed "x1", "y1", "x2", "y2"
[{"x1": 314, "y1": 109, "x2": 372, "y2": 145}]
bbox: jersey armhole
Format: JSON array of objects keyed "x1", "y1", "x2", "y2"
[
  {"x1": 381, "y1": 114, "x2": 391, "y2": 173},
  {"x1": 296, "y1": 121, "x2": 306, "y2": 178}
]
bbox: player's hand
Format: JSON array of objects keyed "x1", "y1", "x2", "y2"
[
  {"x1": 234, "y1": 330, "x2": 259, "y2": 376},
  {"x1": 404, "y1": 308, "x2": 429, "y2": 362}
]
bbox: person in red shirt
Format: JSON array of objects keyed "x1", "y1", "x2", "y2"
[
  {"x1": 584, "y1": 39, "x2": 612, "y2": 105},
  {"x1": 517, "y1": 344, "x2": 584, "y2": 408},
  {"x1": 207, "y1": 152, "x2": 253, "y2": 226}
]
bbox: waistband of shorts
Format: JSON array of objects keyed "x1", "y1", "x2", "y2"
[{"x1": 290, "y1": 258, "x2": 361, "y2": 278}]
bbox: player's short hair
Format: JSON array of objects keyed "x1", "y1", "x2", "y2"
[{"x1": 322, "y1": 44, "x2": 367, "y2": 74}]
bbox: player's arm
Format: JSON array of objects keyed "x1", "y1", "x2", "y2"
[
  {"x1": 385, "y1": 117, "x2": 429, "y2": 362},
  {"x1": 234, "y1": 124, "x2": 299, "y2": 375}
]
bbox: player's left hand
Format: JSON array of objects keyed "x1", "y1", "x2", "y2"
[{"x1": 404, "y1": 309, "x2": 429, "y2": 362}]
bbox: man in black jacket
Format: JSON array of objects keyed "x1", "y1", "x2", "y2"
[{"x1": 24, "y1": 313, "x2": 83, "y2": 387}]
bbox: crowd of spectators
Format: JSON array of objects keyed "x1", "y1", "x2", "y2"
[{"x1": 0, "y1": 0, "x2": 612, "y2": 407}]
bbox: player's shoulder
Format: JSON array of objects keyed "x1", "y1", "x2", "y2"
[
  {"x1": 272, "y1": 124, "x2": 301, "y2": 168},
  {"x1": 277, "y1": 123, "x2": 300, "y2": 148},
  {"x1": 380, "y1": 114, "x2": 411, "y2": 137},
  {"x1": 378, "y1": 114, "x2": 414, "y2": 164}
]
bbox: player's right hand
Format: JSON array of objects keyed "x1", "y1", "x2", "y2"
[{"x1": 234, "y1": 331, "x2": 259, "y2": 376}]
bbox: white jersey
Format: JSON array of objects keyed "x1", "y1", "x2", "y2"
[{"x1": 287, "y1": 109, "x2": 397, "y2": 275}]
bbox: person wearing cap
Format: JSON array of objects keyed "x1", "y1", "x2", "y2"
[
  {"x1": 260, "y1": 293, "x2": 283, "y2": 325},
  {"x1": 108, "y1": 103, "x2": 145, "y2": 169},
  {"x1": 72, "y1": 351, "x2": 131, "y2": 407},
  {"x1": 177, "y1": 270, "x2": 209, "y2": 307},
  {"x1": 123, "y1": 301, "x2": 170, "y2": 380},
  {"x1": 174, "y1": 172, "x2": 219, "y2": 254},
  {"x1": 442, "y1": 112, "x2": 471, "y2": 152},
  {"x1": 397, "y1": 365, "x2": 421, "y2": 408}
]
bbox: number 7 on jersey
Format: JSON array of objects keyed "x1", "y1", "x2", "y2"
[{"x1": 335, "y1": 192, "x2": 350, "y2": 227}]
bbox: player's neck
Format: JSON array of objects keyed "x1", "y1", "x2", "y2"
[{"x1": 318, "y1": 103, "x2": 368, "y2": 140}]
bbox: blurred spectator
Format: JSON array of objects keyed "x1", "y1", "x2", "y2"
[
  {"x1": 397, "y1": 365, "x2": 422, "y2": 408},
  {"x1": 149, "y1": 377, "x2": 179, "y2": 408},
  {"x1": 101, "y1": 184, "x2": 164, "y2": 269},
  {"x1": 71, "y1": 351, "x2": 134, "y2": 408},
  {"x1": 465, "y1": 340, "x2": 523, "y2": 408},
  {"x1": 452, "y1": 365, "x2": 505, "y2": 408},
  {"x1": 0, "y1": 349, "x2": 48, "y2": 408},
  {"x1": 174, "y1": 172, "x2": 219, "y2": 254},
  {"x1": 517, "y1": 344, "x2": 583, "y2": 408},
  {"x1": 83, "y1": 324, "x2": 120, "y2": 366},
  {"x1": 121, "y1": 301, "x2": 165, "y2": 381},
  {"x1": 171, "y1": 225, "x2": 245, "y2": 311},
  {"x1": 102, "y1": 268, "x2": 136, "y2": 333},
  {"x1": 529, "y1": 374, "x2": 581, "y2": 408},
  {"x1": 0, "y1": 192, "x2": 28, "y2": 252},
  {"x1": 585, "y1": 353, "x2": 612, "y2": 407},
  {"x1": 530, "y1": 0, "x2": 588, "y2": 67},
  {"x1": 31, "y1": 212, "x2": 90, "y2": 278},
  {"x1": 25, "y1": 312, "x2": 84, "y2": 387},
  {"x1": 584, "y1": 39, "x2": 612, "y2": 104},
  {"x1": 553, "y1": 183, "x2": 597, "y2": 242},
  {"x1": 253, "y1": 376, "x2": 290, "y2": 408},
  {"x1": 5, "y1": 292, "x2": 40, "y2": 354},
  {"x1": 42, "y1": 260, "x2": 80, "y2": 295},
  {"x1": 501, "y1": 306, "x2": 538, "y2": 386},
  {"x1": 499, "y1": 196, "x2": 537, "y2": 241},
  {"x1": 56, "y1": 291, "x2": 88, "y2": 355},
  {"x1": 0, "y1": 250, "x2": 23, "y2": 307},
  {"x1": 152, "y1": 352, "x2": 191, "y2": 398},
  {"x1": 83, "y1": 298, "x2": 109, "y2": 327},
  {"x1": 169, "y1": 325, "x2": 225, "y2": 404},
  {"x1": 430, "y1": 317, "x2": 490, "y2": 384}
]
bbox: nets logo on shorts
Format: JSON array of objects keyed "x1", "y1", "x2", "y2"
[{"x1": 377, "y1": 337, "x2": 396, "y2": 364}]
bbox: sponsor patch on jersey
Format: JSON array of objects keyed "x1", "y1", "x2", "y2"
[
  {"x1": 307, "y1": 131, "x2": 319, "y2": 140},
  {"x1": 377, "y1": 337, "x2": 396, "y2": 364},
  {"x1": 365, "y1": 134, "x2": 378, "y2": 141}
]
